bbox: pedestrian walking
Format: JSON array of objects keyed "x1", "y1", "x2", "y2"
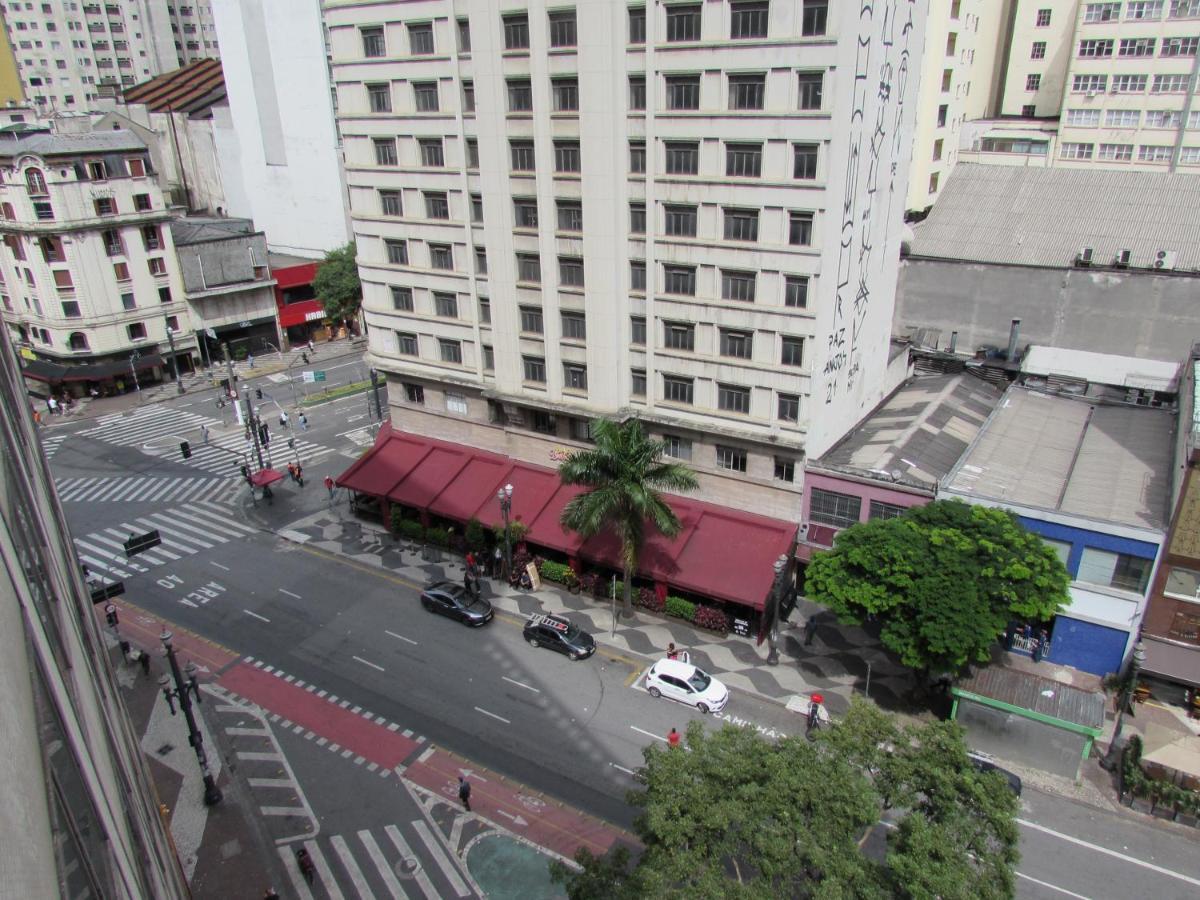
[
  {"x1": 458, "y1": 776, "x2": 472, "y2": 811},
  {"x1": 803, "y1": 616, "x2": 818, "y2": 646},
  {"x1": 806, "y1": 694, "x2": 824, "y2": 738},
  {"x1": 33, "y1": 409, "x2": 42, "y2": 426},
  {"x1": 247, "y1": 353, "x2": 255, "y2": 369},
  {"x1": 279, "y1": 410, "x2": 289, "y2": 428},
  {"x1": 667, "y1": 643, "x2": 679, "y2": 660},
  {"x1": 201, "y1": 423, "x2": 210, "y2": 444},
  {"x1": 492, "y1": 545, "x2": 503, "y2": 578},
  {"x1": 298, "y1": 410, "x2": 309, "y2": 430},
  {"x1": 307, "y1": 338, "x2": 315, "y2": 353},
  {"x1": 138, "y1": 650, "x2": 151, "y2": 677},
  {"x1": 296, "y1": 847, "x2": 315, "y2": 885},
  {"x1": 667, "y1": 727, "x2": 681, "y2": 749},
  {"x1": 324, "y1": 475, "x2": 334, "y2": 498},
  {"x1": 47, "y1": 396, "x2": 57, "y2": 416}
]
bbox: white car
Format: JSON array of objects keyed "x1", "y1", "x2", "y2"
[{"x1": 645, "y1": 658, "x2": 729, "y2": 714}]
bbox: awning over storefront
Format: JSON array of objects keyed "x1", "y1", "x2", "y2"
[
  {"x1": 337, "y1": 428, "x2": 797, "y2": 610},
  {"x1": 1141, "y1": 637, "x2": 1200, "y2": 687},
  {"x1": 20, "y1": 353, "x2": 163, "y2": 383}
]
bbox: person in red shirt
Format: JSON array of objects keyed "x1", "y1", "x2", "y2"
[{"x1": 667, "y1": 727, "x2": 681, "y2": 749}]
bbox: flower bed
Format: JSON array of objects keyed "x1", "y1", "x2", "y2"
[{"x1": 1122, "y1": 735, "x2": 1200, "y2": 826}]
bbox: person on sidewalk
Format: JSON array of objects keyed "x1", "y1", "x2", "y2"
[
  {"x1": 668, "y1": 727, "x2": 681, "y2": 749},
  {"x1": 279, "y1": 410, "x2": 289, "y2": 428},
  {"x1": 47, "y1": 396, "x2": 58, "y2": 416},
  {"x1": 324, "y1": 475, "x2": 334, "y2": 499},
  {"x1": 307, "y1": 338, "x2": 315, "y2": 353},
  {"x1": 803, "y1": 616, "x2": 818, "y2": 646},
  {"x1": 296, "y1": 847, "x2": 315, "y2": 884},
  {"x1": 201, "y1": 424, "x2": 210, "y2": 444},
  {"x1": 458, "y1": 776, "x2": 472, "y2": 811},
  {"x1": 247, "y1": 353, "x2": 255, "y2": 369},
  {"x1": 298, "y1": 411, "x2": 309, "y2": 431}
]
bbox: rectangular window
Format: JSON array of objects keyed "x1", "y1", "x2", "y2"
[
  {"x1": 774, "y1": 457, "x2": 796, "y2": 483},
  {"x1": 797, "y1": 71, "x2": 823, "y2": 110},
  {"x1": 1072, "y1": 74, "x2": 1107, "y2": 92},
  {"x1": 718, "y1": 384, "x2": 750, "y2": 414},
  {"x1": 1060, "y1": 142, "x2": 1095, "y2": 160},
  {"x1": 1153, "y1": 73, "x2": 1190, "y2": 91},
  {"x1": 483, "y1": 345, "x2": 495, "y2": 371},
  {"x1": 531, "y1": 411, "x2": 557, "y2": 434},
  {"x1": 391, "y1": 286, "x2": 413, "y2": 311},
  {"x1": 810, "y1": 487, "x2": 862, "y2": 528},
  {"x1": 1120, "y1": 37, "x2": 1157, "y2": 56},
  {"x1": 726, "y1": 142, "x2": 762, "y2": 177},
  {"x1": 1036, "y1": 8, "x2": 1052, "y2": 26},
  {"x1": 419, "y1": 138, "x2": 444, "y2": 167},
  {"x1": 52, "y1": 269, "x2": 74, "y2": 291},
  {"x1": 548, "y1": 10, "x2": 577, "y2": 48},
  {"x1": 466, "y1": 138, "x2": 479, "y2": 168},
  {"x1": 1112, "y1": 74, "x2": 1149, "y2": 92},
  {"x1": 361, "y1": 26, "x2": 385, "y2": 58},
  {"x1": 520, "y1": 306, "x2": 544, "y2": 334},
  {"x1": 721, "y1": 269, "x2": 757, "y2": 302},
  {"x1": 457, "y1": 18, "x2": 471, "y2": 53},
  {"x1": 479, "y1": 298, "x2": 491, "y2": 323},
  {"x1": 629, "y1": 202, "x2": 645, "y2": 234},
  {"x1": 1065, "y1": 108, "x2": 1101, "y2": 126},
  {"x1": 557, "y1": 199, "x2": 583, "y2": 232},
  {"x1": 471, "y1": 194, "x2": 483, "y2": 223},
  {"x1": 663, "y1": 434, "x2": 692, "y2": 460},
  {"x1": 94, "y1": 196, "x2": 115, "y2": 216},
  {"x1": 793, "y1": 142, "x2": 819, "y2": 179},
  {"x1": 720, "y1": 329, "x2": 753, "y2": 359},
  {"x1": 1106, "y1": 109, "x2": 1141, "y2": 127},
  {"x1": 665, "y1": 141, "x2": 699, "y2": 174},
  {"x1": 514, "y1": 198, "x2": 539, "y2": 229},
  {"x1": 666, "y1": 4, "x2": 701, "y2": 41},
  {"x1": 663, "y1": 375, "x2": 694, "y2": 404},
  {"x1": 1026, "y1": 74, "x2": 1042, "y2": 91},
  {"x1": 113, "y1": 261, "x2": 130, "y2": 281},
  {"x1": 665, "y1": 75, "x2": 701, "y2": 110},
  {"x1": 802, "y1": 0, "x2": 828, "y2": 36},
  {"x1": 1139, "y1": 144, "x2": 1173, "y2": 162},
  {"x1": 507, "y1": 78, "x2": 532, "y2": 112},
  {"x1": 728, "y1": 73, "x2": 766, "y2": 110},
  {"x1": 631, "y1": 260, "x2": 647, "y2": 290},
  {"x1": 1085, "y1": 2, "x2": 1122, "y2": 22},
  {"x1": 385, "y1": 239, "x2": 408, "y2": 265},
  {"x1": 438, "y1": 338, "x2": 462, "y2": 364},
  {"x1": 1162, "y1": 36, "x2": 1199, "y2": 56},
  {"x1": 413, "y1": 82, "x2": 439, "y2": 112},
  {"x1": 723, "y1": 208, "x2": 759, "y2": 242},
  {"x1": 628, "y1": 75, "x2": 646, "y2": 111},
  {"x1": 664, "y1": 321, "x2": 695, "y2": 350},
  {"x1": 408, "y1": 23, "x2": 433, "y2": 55},
  {"x1": 869, "y1": 500, "x2": 907, "y2": 520},
  {"x1": 434, "y1": 292, "x2": 458, "y2": 318},
  {"x1": 561, "y1": 312, "x2": 587, "y2": 340},
  {"x1": 367, "y1": 82, "x2": 391, "y2": 112},
  {"x1": 522, "y1": 356, "x2": 546, "y2": 383},
  {"x1": 789, "y1": 211, "x2": 814, "y2": 245},
  {"x1": 127, "y1": 322, "x2": 147, "y2": 341},
  {"x1": 554, "y1": 77, "x2": 580, "y2": 112},
  {"x1": 424, "y1": 191, "x2": 449, "y2": 219},
  {"x1": 517, "y1": 253, "x2": 541, "y2": 283},
  {"x1": 430, "y1": 244, "x2": 453, "y2": 269},
  {"x1": 563, "y1": 363, "x2": 588, "y2": 391},
  {"x1": 631, "y1": 369, "x2": 647, "y2": 397},
  {"x1": 554, "y1": 141, "x2": 581, "y2": 173},
  {"x1": 1170, "y1": 0, "x2": 1200, "y2": 16},
  {"x1": 374, "y1": 138, "x2": 397, "y2": 166},
  {"x1": 559, "y1": 257, "x2": 585, "y2": 287},
  {"x1": 148, "y1": 257, "x2": 166, "y2": 276},
  {"x1": 404, "y1": 383, "x2": 425, "y2": 404},
  {"x1": 630, "y1": 140, "x2": 646, "y2": 173},
  {"x1": 937, "y1": 104, "x2": 948, "y2": 127},
  {"x1": 1031, "y1": 41, "x2": 1046, "y2": 59},
  {"x1": 665, "y1": 204, "x2": 698, "y2": 236},
  {"x1": 781, "y1": 337, "x2": 804, "y2": 366},
  {"x1": 1098, "y1": 143, "x2": 1134, "y2": 161},
  {"x1": 1077, "y1": 548, "x2": 1153, "y2": 593},
  {"x1": 785, "y1": 275, "x2": 809, "y2": 308},
  {"x1": 134, "y1": 193, "x2": 152, "y2": 211},
  {"x1": 380, "y1": 190, "x2": 402, "y2": 216},
  {"x1": 1078, "y1": 39, "x2": 1114, "y2": 57},
  {"x1": 629, "y1": 7, "x2": 646, "y2": 43},
  {"x1": 158, "y1": 286, "x2": 172, "y2": 304},
  {"x1": 61, "y1": 300, "x2": 80, "y2": 318},
  {"x1": 1146, "y1": 109, "x2": 1181, "y2": 127},
  {"x1": 716, "y1": 444, "x2": 748, "y2": 471},
  {"x1": 503, "y1": 13, "x2": 530, "y2": 50},
  {"x1": 778, "y1": 392, "x2": 800, "y2": 422},
  {"x1": 731, "y1": 1, "x2": 769, "y2": 39},
  {"x1": 663, "y1": 265, "x2": 696, "y2": 295},
  {"x1": 631, "y1": 316, "x2": 647, "y2": 345},
  {"x1": 510, "y1": 140, "x2": 535, "y2": 172},
  {"x1": 120, "y1": 291, "x2": 136, "y2": 310},
  {"x1": 87, "y1": 160, "x2": 107, "y2": 180},
  {"x1": 463, "y1": 81, "x2": 476, "y2": 112},
  {"x1": 475, "y1": 247, "x2": 488, "y2": 274}
]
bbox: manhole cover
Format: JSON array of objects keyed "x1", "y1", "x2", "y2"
[{"x1": 394, "y1": 858, "x2": 419, "y2": 880}]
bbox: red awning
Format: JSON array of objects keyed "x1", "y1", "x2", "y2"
[
  {"x1": 336, "y1": 425, "x2": 430, "y2": 495},
  {"x1": 472, "y1": 463, "x2": 562, "y2": 532},
  {"x1": 428, "y1": 454, "x2": 511, "y2": 521},
  {"x1": 669, "y1": 508, "x2": 795, "y2": 608},
  {"x1": 388, "y1": 446, "x2": 472, "y2": 509},
  {"x1": 250, "y1": 468, "x2": 284, "y2": 486}
]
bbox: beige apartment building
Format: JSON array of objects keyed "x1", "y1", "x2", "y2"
[{"x1": 326, "y1": 0, "x2": 927, "y2": 522}]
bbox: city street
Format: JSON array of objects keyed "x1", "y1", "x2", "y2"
[{"x1": 44, "y1": 374, "x2": 1200, "y2": 899}]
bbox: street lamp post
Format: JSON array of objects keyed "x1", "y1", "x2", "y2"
[
  {"x1": 163, "y1": 317, "x2": 185, "y2": 394},
  {"x1": 497, "y1": 483, "x2": 514, "y2": 580},
  {"x1": 129, "y1": 349, "x2": 142, "y2": 399},
  {"x1": 157, "y1": 630, "x2": 222, "y2": 806},
  {"x1": 766, "y1": 554, "x2": 788, "y2": 667},
  {"x1": 1101, "y1": 640, "x2": 1147, "y2": 776}
]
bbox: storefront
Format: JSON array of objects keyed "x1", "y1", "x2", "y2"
[
  {"x1": 273, "y1": 259, "x2": 327, "y2": 346},
  {"x1": 20, "y1": 350, "x2": 164, "y2": 398}
]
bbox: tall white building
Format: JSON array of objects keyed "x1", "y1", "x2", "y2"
[
  {"x1": 0, "y1": 1, "x2": 220, "y2": 113},
  {"x1": 326, "y1": 0, "x2": 926, "y2": 521}
]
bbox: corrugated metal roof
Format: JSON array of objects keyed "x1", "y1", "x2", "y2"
[
  {"x1": 813, "y1": 372, "x2": 1004, "y2": 491},
  {"x1": 0, "y1": 129, "x2": 146, "y2": 157},
  {"x1": 909, "y1": 163, "x2": 1200, "y2": 271},
  {"x1": 943, "y1": 386, "x2": 1174, "y2": 530},
  {"x1": 170, "y1": 217, "x2": 257, "y2": 245},
  {"x1": 954, "y1": 666, "x2": 1105, "y2": 731},
  {"x1": 124, "y1": 58, "x2": 225, "y2": 116}
]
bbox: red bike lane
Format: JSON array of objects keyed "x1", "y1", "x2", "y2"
[{"x1": 97, "y1": 599, "x2": 239, "y2": 676}]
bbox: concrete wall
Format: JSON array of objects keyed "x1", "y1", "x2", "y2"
[{"x1": 895, "y1": 257, "x2": 1200, "y2": 362}]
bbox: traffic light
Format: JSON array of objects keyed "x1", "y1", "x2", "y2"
[
  {"x1": 180, "y1": 440, "x2": 191, "y2": 459},
  {"x1": 105, "y1": 604, "x2": 119, "y2": 627},
  {"x1": 255, "y1": 388, "x2": 263, "y2": 399}
]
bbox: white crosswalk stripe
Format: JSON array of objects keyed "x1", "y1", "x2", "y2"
[
  {"x1": 55, "y1": 475, "x2": 240, "y2": 505},
  {"x1": 78, "y1": 405, "x2": 334, "y2": 476},
  {"x1": 41, "y1": 434, "x2": 67, "y2": 459},
  {"x1": 73, "y1": 501, "x2": 258, "y2": 584}
]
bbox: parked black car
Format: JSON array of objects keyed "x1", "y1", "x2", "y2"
[
  {"x1": 420, "y1": 581, "x2": 494, "y2": 627},
  {"x1": 522, "y1": 614, "x2": 596, "y2": 660}
]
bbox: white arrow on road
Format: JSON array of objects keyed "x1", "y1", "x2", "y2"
[{"x1": 495, "y1": 810, "x2": 528, "y2": 828}]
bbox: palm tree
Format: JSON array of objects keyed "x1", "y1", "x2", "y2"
[{"x1": 558, "y1": 418, "x2": 698, "y2": 616}]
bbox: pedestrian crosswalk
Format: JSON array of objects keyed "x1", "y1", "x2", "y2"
[
  {"x1": 56, "y1": 475, "x2": 240, "y2": 505},
  {"x1": 79, "y1": 405, "x2": 334, "y2": 477},
  {"x1": 73, "y1": 500, "x2": 258, "y2": 585},
  {"x1": 277, "y1": 821, "x2": 476, "y2": 900},
  {"x1": 41, "y1": 433, "x2": 67, "y2": 460}
]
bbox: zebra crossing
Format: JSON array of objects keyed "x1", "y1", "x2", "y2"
[
  {"x1": 73, "y1": 500, "x2": 258, "y2": 585},
  {"x1": 79, "y1": 405, "x2": 334, "y2": 477},
  {"x1": 277, "y1": 821, "x2": 476, "y2": 900},
  {"x1": 40, "y1": 433, "x2": 67, "y2": 460},
  {"x1": 56, "y1": 475, "x2": 241, "y2": 505}
]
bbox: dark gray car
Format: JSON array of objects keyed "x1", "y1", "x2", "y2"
[{"x1": 420, "y1": 581, "x2": 494, "y2": 627}]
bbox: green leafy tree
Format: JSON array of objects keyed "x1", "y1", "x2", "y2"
[
  {"x1": 805, "y1": 500, "x2": 1070, "y2": 674},
  {"x1": 558, "y1": 419, "x2": 697, "y2": 616},
  {"x1": 312, "y1": 241, "x2": 362, "y2": 324},
  {"x1": 551, "y1": 701, "x2": 1020, "y2": 899}
]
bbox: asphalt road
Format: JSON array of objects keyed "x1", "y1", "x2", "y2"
[{"x1": 45, "y1": 383, "x2": 1200, "y2": 900}]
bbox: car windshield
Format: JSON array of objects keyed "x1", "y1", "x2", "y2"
[
  {"x1": 564, "y1": 625, "x2": 580, "y2": 640},
  {"x1": 687, "y1": 669, "x2": 712, "y2": 692}
]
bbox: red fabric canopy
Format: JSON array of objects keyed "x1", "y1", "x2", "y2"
[
  {"x1": 249, "y1": 468, "x2": 283, "y2": 486},
  {"x1": 336, "y1": 429, "x2": 797, "y2": 610}
]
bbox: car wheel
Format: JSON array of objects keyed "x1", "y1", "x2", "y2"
[
  {"x1": 697, "y1": 702, "x2": 710, "y2": 715},
  {"x1": 529, "y1": 638, "x2": 540, "y2": 648},
  {"x1": 648, "y1": 686, "x2": 662, "y2": 698},
  {"x1": 570, "y1": 651, "x2": 581, "y2": 661}
]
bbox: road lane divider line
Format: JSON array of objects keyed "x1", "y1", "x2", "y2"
[
  {"x1": 1016, "y1": 817, "x2": 1200, "y2": 887},
  {"x1": 502, "y1": 676, "x2": 540, "y2": 693},
  {"x1": 244, "y1": 609, "x2": 271, "y2": 623},
  {"x1": 412, "y1": 820, "x2": 472, "y2": 898},
  {"x1": 352, "y1": 655, "x2": 384, "y2": 673},
  {"x1": 385, "y1": 824, "x2": 439, "y2": 900},
  {"x1": 210, "y1": 561, "x2": 230, "y2": 571},
  {"x1": 1014, "y1": 871, "x2": 1090, "y2": 899},
  {"x1": 386, "y1": 630, "x2": 418, "y2": 645},
  {"x1": 631, "y1": 725, "x2": 666, "y2": 743},
  {"x1": 610, "y1": 763, "x2": 638, "y2": 776},
  {"x1": 474, "y1": 706, "x2": 510, "y2": 725},
  {"x1": 279, "y1": 588, "x2": 302, "y2": 599},
  {"x1": 330, "y1": 835, "x2": 373, "y2": 897}
]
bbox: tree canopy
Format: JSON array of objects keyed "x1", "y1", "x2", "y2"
[
  {"x1": 804, "y1": 500, "x2": 1070, "y2": 673},
  {"x1": 558, "y1": 418, "x2": 697, "y2": 615},
  {"x1": 551, "y1": 699, "x2": 1020, "y2": 899},
  {"x1": 312, "y1": 241, "x2": 362, "y2": 323}
]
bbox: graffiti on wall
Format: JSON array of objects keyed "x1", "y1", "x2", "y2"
[{"x1": 825, "y1": 0, "x2": 917, "y2": 404}]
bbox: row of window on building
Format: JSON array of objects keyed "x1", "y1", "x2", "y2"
[
  {"x1": 1026, "y1": 72, "x2": 1200, "y2": 92},
  {"x1": 357, "y1": 2, "x2": 830, "y2": 60},
  {"x1": 1064, "y1": 106, "x2": 1200, "y2": 127},
  {"x1": 1080, "y1": 2, "x2": 1200, "y2": 24},
  {"x1": 1074, "y1": 36, "x2": 1199, "y2": 58},
  {"x1": 1059, "y1": 141, "x2": 1200, "y2": 161}
]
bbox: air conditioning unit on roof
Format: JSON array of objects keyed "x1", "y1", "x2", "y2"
[
  {"x1": 1076, "y1": 247, "x2": 1094, "y2": 266},
  {"x1": 1115, "y1": 249, "x2": 1132, "y2": 268},
  {"x1": 1154, "y1": 249, "x2": 1178, "y2": 270}
]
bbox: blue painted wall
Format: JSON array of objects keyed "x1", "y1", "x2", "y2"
[
  {"x1": 1017, "y1": 516, "x2": 1159, "y2": 577},
  {"x1": 1049, "y1": 616, "x2": 1128, "y2": 677}
]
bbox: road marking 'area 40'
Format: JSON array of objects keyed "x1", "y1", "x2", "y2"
[
  {"x1": 157, "y1": 573, "x2": 228, "y2": 608},
  {"x1": 715, "y1": 712, "x2": 788, "y2": 741}
]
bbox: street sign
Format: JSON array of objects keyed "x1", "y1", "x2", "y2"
[
  {"x1": 124, "y1": 529, "x2": 162, "y2": 557},
  {"x1": 301, "y1": 370, "x2": 327, "y2": 383},
  {"x1": 314, "y1": 370, "x2": 326, "y2": 382},
  {"x1": 90, "y1": 581, "x2": 126, "y2": 604}
]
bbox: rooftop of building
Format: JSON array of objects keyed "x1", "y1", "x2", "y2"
[
  {"x1": 170, "y1": 216, "x2": 259, "y2": 245},
  {"x1": 268, "y1": 252, "x2": 320, "y2": 270},
  {"x1": 0, "y1": 127, "x2": 147, "y2": 157},
  {"x1": 943, "y1": 385, "x2": 1175, "y2": 532},
  {"x1": 908, "y1": 163, "x2": 1200, "y2": 272},
  {"x1": 123, "y1": 58, "x2": 226, "y2": 116},
  {"x1": 1021, "y1": 345, "x2": 1181, "y2": 393},
  {"x1": 811, "y1": 371, "x2": 1005, "y2": 492}
]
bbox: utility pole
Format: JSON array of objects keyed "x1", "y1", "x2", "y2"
[
  {"x1": 164, "y1": 318, "x2": 185, "y2": 394},
  {"x1": 158, "y1": 630, "x2": 222, "y2": 806},
  {"x1": 369, "y1": 368, "x2": 384, "y2": 420},
  {"x1": 129, "y1": 349, "x2": 141, "y2": 399}
]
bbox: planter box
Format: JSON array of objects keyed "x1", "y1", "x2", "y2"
[{"x1": 1130, "y1": 797, "x2": 1155, "y2": 815}]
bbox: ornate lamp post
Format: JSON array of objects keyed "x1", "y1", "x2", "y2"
[
  {"x1": 158, "y1": 630, "x2": 222, "y2": 806},
  {"x1": 497, "y1": 483, "x2": 514, "y2": 579},
  {"x1": 1101, "y1": 640, "x2": 1147, "y2": 775},
  {"x1": 766, "y1": 554, "x2": 788, "y2": 667}
]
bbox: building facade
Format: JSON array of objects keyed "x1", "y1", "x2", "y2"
[
  {"x1": 326, "y1": 0, "x2": 926, "y2": 522},
  {"x1": 0, "y1": 322, "x2": 189, "y2": 898},
  {"x1": 0, "y1": 0, "x2": 219, "y2": 113},
  {"x1": 0, "y1": 127, "x2": 194, "y2": 393}
]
